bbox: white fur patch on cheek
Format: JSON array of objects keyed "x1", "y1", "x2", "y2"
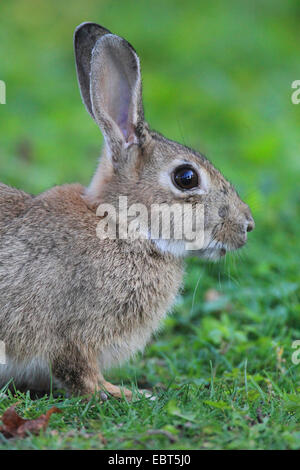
[{"x1": 152, "y1": 239, "x2": 187, "y2": 257}]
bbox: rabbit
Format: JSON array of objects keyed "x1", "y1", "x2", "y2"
[{"x1": 0, "y1": 22, "x2": 254, "y2": 399}]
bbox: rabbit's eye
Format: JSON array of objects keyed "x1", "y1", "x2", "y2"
[{"x1": 172, "y1": 166, "x2": 199, "y2": 190}]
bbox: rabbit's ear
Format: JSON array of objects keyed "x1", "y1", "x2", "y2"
[
  {"x1": 74, "y1": 22, "x2": 112, "y2": 119},
  {"x1": 90, "y1": 34, "x2": 144, "y2": 165}
]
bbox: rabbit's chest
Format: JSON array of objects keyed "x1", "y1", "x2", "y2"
[
  {"x1": 97, "y1": 254, "x2": 184, "y2": 370},
  {"x1": 99, "y1": 324, "x2": 160, "y2": 370}
]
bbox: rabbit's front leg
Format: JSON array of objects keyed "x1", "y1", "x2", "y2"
[
  {"x1": 51, "y1": 347, "x2": 132, "y2": 400},
  {"x1": 51, "y1": 346, "x2": 102, "y2": 397}
]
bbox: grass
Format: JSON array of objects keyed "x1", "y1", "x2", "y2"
[{"x1": 0, "y1": 0, "x2": 300, "y2": 450}]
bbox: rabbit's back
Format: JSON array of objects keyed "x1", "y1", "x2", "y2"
[
  {"x1": 0, "y1": 183, "x2": 97, "y2": 347},
  {"x1": 0, "y1": 183, "x2": 33, "y2": 227}
]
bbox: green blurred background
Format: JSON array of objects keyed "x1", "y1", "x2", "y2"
[{"x1": 1, "y1": 0, "x2": 300, "y2": 450}]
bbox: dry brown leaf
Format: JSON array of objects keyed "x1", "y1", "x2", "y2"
[{"x1": 0, "y1": 405, "x2": 62, "y2": 439}]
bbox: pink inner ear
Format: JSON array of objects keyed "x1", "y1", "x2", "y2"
[
  {"x1": 118, "y1": 105, "x2": 130, "y2": 140},
  {"x1": 91, "y1": 35, "x2": 140, "y2": 147},
  {"x1": 115, "y1": 79, "x2": 132, "y2": 141}
]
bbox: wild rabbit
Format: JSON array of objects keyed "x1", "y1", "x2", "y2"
[{"x1": 0, "y1": 23, "x2": 254, "y2": 399}]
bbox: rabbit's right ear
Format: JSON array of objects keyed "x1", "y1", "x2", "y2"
[{"x1": 90, "y1": 34, "x2": 145, "y2": 167}]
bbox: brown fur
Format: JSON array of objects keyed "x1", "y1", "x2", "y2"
[{"x1": 0, "y1": 23, "x2": 254, "y2": 397}]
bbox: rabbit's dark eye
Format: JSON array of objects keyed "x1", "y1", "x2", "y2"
[{"x1": 172, "y1": 166, "x2": 199, "y2": 190}]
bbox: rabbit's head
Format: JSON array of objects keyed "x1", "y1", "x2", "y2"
[{"x1": 74, "y1": 23, "x2": 254, "y2": 259}]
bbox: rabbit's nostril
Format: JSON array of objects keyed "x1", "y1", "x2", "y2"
[{"x1": 247, "y1": 221, "x2": 254, "y2": 232}]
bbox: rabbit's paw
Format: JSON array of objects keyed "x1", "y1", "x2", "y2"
[{"x1": 100, "y1": 380, "x2": 132, "y2": 401}]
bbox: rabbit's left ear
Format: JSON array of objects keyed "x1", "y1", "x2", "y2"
[
  {"x1": 74, "y1": 22, "x2": 112, "y2": 119},
  {"x1": 89, "y1": 33, "x2": 145, "y2": 164}
]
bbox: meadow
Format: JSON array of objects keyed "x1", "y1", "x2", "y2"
[{"x1": 0, "y1": 0, "x2": 300, "y2": 450}]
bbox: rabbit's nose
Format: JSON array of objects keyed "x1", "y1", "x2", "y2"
[
  {"x1": 245, "y1": 211, "x2": 255, "y2": 232},
  {"x1": 247, "y1": 220, "x2": 255, "y2": 232}
]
